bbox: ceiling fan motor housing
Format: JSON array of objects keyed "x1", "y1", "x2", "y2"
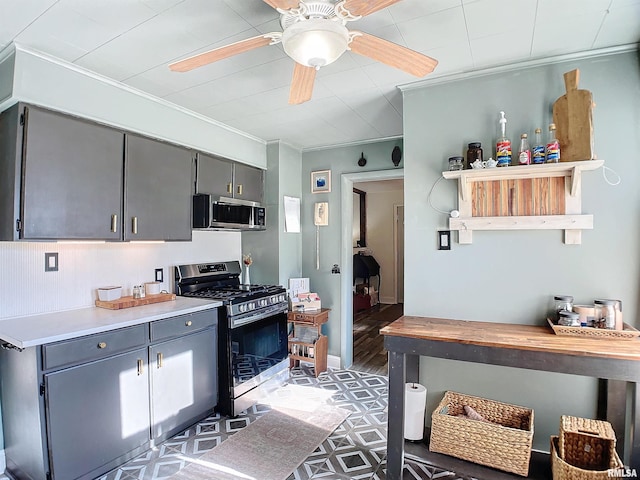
[
  {"x1": 280, "y1": 1, "x2": 351, "y2": 69},
  {"x1": 282, "y1": 17, "x2": 350, "y2": 68}
]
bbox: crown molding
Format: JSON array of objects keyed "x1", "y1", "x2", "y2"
[{"x1": 398, "y1": 44, "x2": 639, "y2": 93}]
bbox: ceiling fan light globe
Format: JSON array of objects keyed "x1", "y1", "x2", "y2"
[{"x1": 282, "y1": 18, "x2": 349, "y2": 68}]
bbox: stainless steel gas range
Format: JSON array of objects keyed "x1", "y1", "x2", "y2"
[{"x1": 174, "y1": 261, "x2": 289, "y2": 417}]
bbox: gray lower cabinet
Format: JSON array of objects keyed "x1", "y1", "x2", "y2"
[
  {"x1": 0, "y1": 308, "x2": 218, "y2": 480},
  {"x1": 150, "y1": 328, "x2": 217, "y2": 441},
  {"x1": 45, "y1": 349, "x2": 150, "y2": 480}
]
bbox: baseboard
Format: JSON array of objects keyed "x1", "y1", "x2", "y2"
[
  {"x1": 379, "y1": 296, "x2": 396, "y2": 304},
  {"x1": 327, "y1": 354, "x2": 341, "y2": 369}
]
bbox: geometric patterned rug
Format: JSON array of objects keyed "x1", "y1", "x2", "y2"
[{"x1": 40, "y1": 366, "x2": 477, "y2": 480}]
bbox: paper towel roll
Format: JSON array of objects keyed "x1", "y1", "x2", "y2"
[{"x1": 403, "y1": 383, "x2": 427, "y2": 441}]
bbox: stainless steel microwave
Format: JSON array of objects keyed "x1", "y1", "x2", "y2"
[{"x1": 193, "y1": 194, "x2": 266, "y2": 231}]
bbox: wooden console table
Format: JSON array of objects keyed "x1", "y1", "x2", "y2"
[{"x1": 381, "y1": 316, "x2": 640, "y2": 479}]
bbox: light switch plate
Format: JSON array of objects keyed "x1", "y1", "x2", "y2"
[
  {"x1": 438, "y1": 231, "x2": 451, "y2": 250},
  {"x1": 45, "y1": 252, "x2": 59, "y2": 271}
]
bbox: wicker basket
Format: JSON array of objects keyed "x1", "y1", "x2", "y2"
[
  {"x1": 551, "y1": 436, "x2": 623, "y2": 479},
  {"x1": 429, "y1": 391, "x2": 534, "y2": 476},
  {"x1": 558, "y1": 416, "x2": 617, "y2": 471}
]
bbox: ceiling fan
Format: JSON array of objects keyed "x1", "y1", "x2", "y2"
[{"x1": 169, "y1": 0, "x2": 438, "y2": 105}]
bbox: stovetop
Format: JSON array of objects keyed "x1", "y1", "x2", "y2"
[
  {"x1": 182, "y1": 284, "x2": 285, "y2": 303},
  {"x1": 175, "y1": 261, "x2": 288, "y2": 322}
]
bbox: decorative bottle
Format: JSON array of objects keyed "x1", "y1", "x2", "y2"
[
  {"x1": 532, "y1": 128, "x2": 545, "y2": 164},
  {"x1": 546, "y1": 123, "x2": 560, "y2": 163},
  {"x1": 518, "y1": 133, "x2": 531, "y2": 165},
  {"x1": 495, "y1": 111, "x2": 511, "y2": 167}
]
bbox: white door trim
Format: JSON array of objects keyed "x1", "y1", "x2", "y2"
[
  {"x1": 340, "y1": 169, "x2": 403, "y2": 369},
  {"x1": 392, "y1": 203, "x2": 404, "y2": 305}
]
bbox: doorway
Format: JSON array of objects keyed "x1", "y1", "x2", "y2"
[{"x1": 340, "y1": 170, "x2": 403, "y2": 370}]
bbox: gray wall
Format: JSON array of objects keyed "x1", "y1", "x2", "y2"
[
  {"x1": 243, "y1": 141, "x2": 303, "y2": 286},
  {"x1": 403, "y1": 50, "x2": 640, "y2": 451},
  {"x1": 301, "y1": 140, "x2": 403, "y2": 356}
]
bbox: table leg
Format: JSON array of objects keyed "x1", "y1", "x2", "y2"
[
  {"x1": 631, "y1": 382, "x2": 640, "y2": 469},
  {"x1": 406, "y1": 353, "x2": 419, "y2": 384},
  {"x1": 387, "y1": 350, "x2": 406, "y2": 480}
]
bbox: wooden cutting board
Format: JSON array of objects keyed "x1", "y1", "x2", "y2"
[
  {"x1": 96, "y1": 292, "x2": 175, "y2": 310},
  {"x1": 552, "y1": 69, "x2": 595, "y2": 162}
]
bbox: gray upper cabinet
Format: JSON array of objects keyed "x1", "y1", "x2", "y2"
[
  {"x1": 196, "y1": 152, "x2": 264, "y2": 204},
  {"x1": 125, "y1": 134, "x2": 193, "y2": 241},
  {"x1": 0, "y1": 103, "x2": 195, "y2": 241},
  {"x1": 234, "y1": 162, "x2": 264, "y2": 204},
  {"x1": 196, "y1": 152, "x2": 234, "y2": 198},
  {"x1": 0, "y1": 104, "x2": 124, "y2": 240}
]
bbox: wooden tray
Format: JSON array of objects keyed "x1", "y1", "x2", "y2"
[
  {"x1": 547, "y1": 318, "x2": 640, "y2": 340},
  {"x1": 96, "y1": 293, "x2": 175, "y2": 310}
]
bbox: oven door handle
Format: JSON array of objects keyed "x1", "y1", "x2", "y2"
[{"x1": 231, "y1": 303, "x2": 288, "y2": 328}]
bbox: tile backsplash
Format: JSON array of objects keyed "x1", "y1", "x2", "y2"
[{"x1": 0, "y1": 231, "x2": 241, "y2": 319}]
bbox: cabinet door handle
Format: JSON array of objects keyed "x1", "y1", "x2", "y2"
[
  {"x1": 97, "y1": 342, "x2": 107, "y2": 349},
  {"x1": 110, "y1": 214, "x2": 118, "y2": 233},
  {"x1": 157, "y1": 352, "x2": 163, "y2": 368},
  {"x1": 185, "y1": 320, "x2": 193, "y2": 327},
  {"x1": 131, "y1": 216, "x2": 138, "y2": 235},
  {"x1": 237, "y1": 184, "x2": 243, "y2": 196},
  {"x1": 137, "y1": 359, "x2": 144, "y2": 375},
  {"x1": 227, "y1": 183, "x2": 232, "y2": 194}
]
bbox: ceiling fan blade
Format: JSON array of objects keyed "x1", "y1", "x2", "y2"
[
  {"x1": 341, "y1": 0, "x2": 402, "y2": 17},
  {"x1": 289, "y1": 63, "x2": 316, "y2": 105},
  {"x1": 349, "y1": 33, "x2": 438, "y2": 77},
  {"x1": 262, "y1": 0, "x2": 300, "y2": 10},
  {"x1": 169, "y1": 35, "x2": 273, "y2": 72}
]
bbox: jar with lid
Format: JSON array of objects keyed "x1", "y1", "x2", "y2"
[
  {"x1": 558, "y1": 310, "x2": 580, "y2": 327},
  {"x1": 594, "y1": 299, "x2": 616, "y2": 329},
  {"x1": 552, "y1": 295, "x2": 573, "y2": 323},
  {"x1": 466, "y1": 142, "x2": 483, "y2": 170},
  {"x1": 448, "y1": 156, "x2": 463, "y2": 171}
]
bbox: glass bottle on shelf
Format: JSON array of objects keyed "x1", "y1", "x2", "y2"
[
  {"x1": 495, "y1": 111, "x2": 511, "y2": 167},
  {"x1": 546, "y1": 123, "x2": 560, "y2": 163},
  {"x1": 518, "y1": 133, "x2": 531, "y2": 165},
  {"x1": 532, "y1": 128, "x2": 545, "y2": 164}
]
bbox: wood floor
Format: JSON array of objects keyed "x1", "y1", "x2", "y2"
[{"x1": 351, "y1": 303, "x2": 404, "y2": 376}]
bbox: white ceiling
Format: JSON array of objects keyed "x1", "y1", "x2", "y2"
[{"x1": 1, "y1": 0, "x2": 638, "y2": 150}]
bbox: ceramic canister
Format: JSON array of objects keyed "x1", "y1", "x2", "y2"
[{"x1": 145, "y1": 281, "x2": 162, "y2": 295}]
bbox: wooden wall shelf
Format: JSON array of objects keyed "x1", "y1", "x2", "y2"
[{"x1": 442, "y1": 160, "x2": 603, "y2": 244}]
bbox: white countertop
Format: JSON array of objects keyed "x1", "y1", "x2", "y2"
[{"x1": 0, "y1": 297, "x2": 223, "y2": 349}]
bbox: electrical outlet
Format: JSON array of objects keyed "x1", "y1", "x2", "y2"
[
  {"x1": 155, "y1": 268, "x2": 163, "y2": 282},
  {"x1": 45, "y1": 252, "x2": 59, "y2": 272},
  {"x1": 437, "y1": 231, "x2": 451, "y2": 250}
]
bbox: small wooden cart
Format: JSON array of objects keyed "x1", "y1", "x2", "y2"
[{"x1": 287, "y1": 308, "x2": 329, "y2": 377}]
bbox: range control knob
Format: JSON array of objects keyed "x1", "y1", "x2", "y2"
[{"x1": 238, "y1": 304, "x2": 246, "y2": 313}]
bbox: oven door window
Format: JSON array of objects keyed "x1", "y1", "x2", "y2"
[{"x1": 230, "y1": 313, "x2": 288, "y2": 386}]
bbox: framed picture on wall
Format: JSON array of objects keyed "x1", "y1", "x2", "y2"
[{"x1": 311, "y1": 170, "x2": 331, "y2": 194}]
